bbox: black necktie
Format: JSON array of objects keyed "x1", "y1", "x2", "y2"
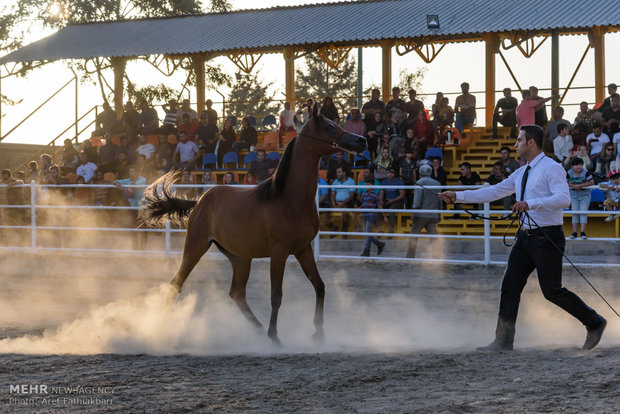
[{"x1": 520, "y1": 165, "x2": 531, "y2": 201}]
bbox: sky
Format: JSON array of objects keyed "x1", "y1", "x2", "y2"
[{"x1": 0, "y1": 0, "x2": 619, "y2": 146}]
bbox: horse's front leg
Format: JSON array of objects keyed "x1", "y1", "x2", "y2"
[
  {"x1": 294, "y1": 244, "x2": 325, "y2": 342},
  {"x1": 268, "y1": 247, "x2": 288, "y2": 346}
]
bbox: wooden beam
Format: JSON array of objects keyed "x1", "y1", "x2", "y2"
[
  {"x1": 380, "y1": 40, "x2": 393, "y2": 103},
  {"x1": 590, "y1": 27, "x2": 606, "y2": 103},
  {"x1": 193, "y1": 54, "x2": 205, "y2": 115},
  {"x1": 551, "y1": 30, "x2": 559, "y2": 106},
  {"x1": 283, "y1": 46, "x2": 296, "y2": 107},
  {"x1": 484, "y1": 34, "x2": 499, "y2": 127},
  {"x1": 111, "y1": 57, "x2": 126, "y2": 119}
]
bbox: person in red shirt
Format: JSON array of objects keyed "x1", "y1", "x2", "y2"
[
  {"x1": 177, "y1": 113, "x2": 199, "y2": 139},
  {"x1": 412, "y1": 110, "x2": 436, "y2": 156}
]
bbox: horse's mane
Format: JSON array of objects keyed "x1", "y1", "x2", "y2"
[{"x1": 255, "y1": 136, "x2": 296, "y2": 202}]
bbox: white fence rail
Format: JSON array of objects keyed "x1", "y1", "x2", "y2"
[{"x1": 1, "y1": 183, "x2": 618, "y2": 267}]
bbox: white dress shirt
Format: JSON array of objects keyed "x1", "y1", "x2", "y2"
[{"x1": 456, "y1": 152, "x2": 570, "y2": 228}]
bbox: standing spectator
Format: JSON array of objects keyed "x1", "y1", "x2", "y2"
[
  {"x1": 406, "y1": 164, "x2": 441, "y2": 258},
  {"x1": 566, "y1": 157, "x2": 593, "y2": 239},
  {"x1": 594, "y1": 83, "x2": 618, "y2": 116},
  {"x1": 114, "y1": 165, "x2": 148, "y2": 250},
  {"x1": 361, "y1": 88, "x2": 386, "y2": 119},
  {"x1": 359, "y1": 178, "x2": 385, "y2": 257},
  {"x1": 600, "y1": 169, "x2": 620, "y2": 222},
  {"x1": 326, "y1": 152, "x2": 351, "y2": 184},
  {"x1": 121, "y1": 101, "x2": 139, "y2": 139},
  {"x1": 319, "y1": 96, "x2": 339, "y2": 122},
  {"x1": 330, "y1": 167, "x2": 356, "y2": 239},
  {"x1": 250, "y1": 149, "x2": 277, "y2": 183},
  {"x1": 343, "y1": 108, "x2": 366, "y2": 137},
  {"x1": 430, "y1": 156, "x2": 447, "y2": 186},
  {"x1": 404, "y1": 89, "x2": 425, "y2": 125},
  {"x1": 553, "y1": 123, "x2": 574, "y2": 164},
  {"x1": 99, "y1": 134, "x2": 117, "y2": 171},
  {"x1": 499, "y1": 146, "x2": 520, "y2": 176},
  {"x1": 379, "y1": 169, "x2": 404, "y2": 235},
  {"x1": 586, "y1": 123, "x2": 610, "y2": 169},
  {"x1": 61, "y1": 139, "x2": 79, "y2": 171},
  {"x1": 399, "y1": 148, "x2": 417, "y2": 209},
  {"x1": 194, "y1": 113, "x2": 219, "y2": 153},
  {"x1": 386, "y1": 86, "x2": 407, "y2": 126},
  {"x1": 26, "y1": 161, "x2": 39, "y2": 183},
  {"x1": 435, "y1": 97, "x2": 455, "y2": 137},
  {"x1": 431, "y1": 92, "x2": 443, "y2": 122},
  {"x1": 516, "y1": 91, "x2": 554, "y2": 129},
  {"x1": 544, "y1": 106, "x2": 572, "y2": 153},
  {"x1": 595, "y1": 143, "x2": 616, "y2": 176},
  {"x1": 217, "y1": 118, "x2": 236, "y2": 165},
  {"x1": 574, "y1": 101, "x2": 594, "y2": 144},
  {"x1": 364, "y1": 111, "x2": 383, "y2": 158},
  {"x1": 487, "y1": 161, "x2": 513, "y2": 216},
  {"x1": 180, "y1": 99, "x2": 198, "y2": 122},
  {"x1": 530, "y1": 86, "x2": 549, "y2": 128},
  {"x1": 454, "y1": 82, "x2": 476, "y2": 136},
  {"x1": 173, "y1": 131, "x2": 201, "y2": 170},
  {"x1": 601, "y1": 93, "x2": 620, "y2": 137},
  {"x1": 76, "y1": 152, "x2": 98, "y2": 183},
  {"x1": 492, "y1": 88, "x2": 518, "y2": 139},
  {"x1": 178, "y1": 113, "x2": 199, "y2": 138},
  {"x1": 278, "y1": 102, "x2": 297, "y2": 142},
  {"x1": 564, "y1": 145, "x2": 591, "y2": 170},
  {"x1": 296, "y1": 98, "x2": 315, "y2": 126},
  {"x1": 162, "y1": 99, "x2": 180, "y2": 133},
  {"x1": 201, "y1": 99, "x2": 218, "y2": 125},
  {"x1": 96, "y1": 101, "x2": 118, "y2": 135},
  {"x1": 138, "y1": 100, "x2": 159, "y2": 135},
  {"x1": 232, "y1": 117, "x2": 257, "y2": 153},
  {"x1": 136, "y1": 133, "x2": 156, "y2": 160}
]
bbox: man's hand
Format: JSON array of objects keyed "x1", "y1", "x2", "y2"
[
  {"x1": 512, "y1": 201, "x2": 529, "y2": 213},
  {"x1": 439, "y1": 191, "x2": 456, "y2": 203}
]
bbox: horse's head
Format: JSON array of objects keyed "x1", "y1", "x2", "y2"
[{"x1": 299, "y1": 105, "x2": 367, "y2": 156}]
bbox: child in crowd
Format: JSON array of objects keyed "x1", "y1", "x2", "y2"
[
  {"x1": 564, "y1": 145, "x2": 590, "y2": 170},
  {"x1": 358, "y1": 178, "x2": 385, "y2": 257},
  {"x1": 566, "y1": 157, "x2": 593, "y2": 239},
  {"x1": 600, "y1": 169, "x2": 620, "y2": 222}
]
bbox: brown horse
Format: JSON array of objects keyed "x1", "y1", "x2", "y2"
[{"x1": 141, "y1": 108, "x2": 366, "y2": 344}]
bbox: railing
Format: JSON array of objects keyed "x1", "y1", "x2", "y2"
[{"x1": 1, "y1": 183, "x2": 618, "y2": 267}]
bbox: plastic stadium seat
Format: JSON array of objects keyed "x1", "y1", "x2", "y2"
[
  {"x1": 90, "y1": 136, "x2": 103, "y2": 147},
  {"x1": 111, "y1": 136, "x2": 121, "y2": 146},
  {"x1": 425, "y1": 147, "x2": 443, "y2": 160},
  {"x1": 147, "y1": 134, "x2": 159, "y2": 146},
  {"x1": 65, "y1": 173, "x2": 77, "y2": 183},
  {"x1": 243, "y1": 151, "x2": 257, "y2": 167},
  {"x1": 263, "y1": 132, "x2": 279, "y2": 151},
  {"x1": 266, "y1": 151, "x2": 281, "y2": 161},
  {"x1": 590, "y1": 189, "x2": 605, "y2": 203},
  {"x1": 248, "y1": 116, "x2": 258, "y2": 127},
  {"x1": 202, "y1": 153, "x2": 217, "y2": 169},
  {"x1": 283, "y1": 130, "x2": 297, "y2": 146},
  {"x1": 261, "y1": 115, "x2": 277, "y2": 130},
  {"x1": 167, "y1": 134, "x2": 178, "y2": 145},
  {"x1": 222, "y1": 151, "x2": 238, "y2": 169},
  {"x1": 353, "y1": 149, "x2": 371, "y2": 166}
]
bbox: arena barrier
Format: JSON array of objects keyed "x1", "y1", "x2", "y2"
[{"x1": 0, "y1": 183, "x2": 618, "y2": 267}]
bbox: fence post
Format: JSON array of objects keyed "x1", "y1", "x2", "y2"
[
  {"x1": 313, "y1": 186, "x2": 321, "y2": 261},
  {"x1": 30, "y1": 182, "x2": 37, "y2": 252},
  {"x1": 483, "y1": 200, "x2": 491, "y2": 265},
  {"x1": 165, "y1": 220, "x2": 171, "y2": 258}
]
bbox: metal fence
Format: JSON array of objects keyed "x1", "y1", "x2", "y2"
[{"x1": 1, "y1": 183, "x2": 618, "y2": 267}]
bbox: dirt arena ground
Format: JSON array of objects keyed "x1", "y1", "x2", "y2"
[{"x1": 0, "y1": 252, "x2": 619, "y2": 413}]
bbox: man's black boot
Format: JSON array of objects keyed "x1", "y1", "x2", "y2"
[
  {"x1": 583, "y1": 315, "x2": 607, "y2": 350},
  {"x1": 476, "y1": 318, "x2": 515, "y2": 352}
]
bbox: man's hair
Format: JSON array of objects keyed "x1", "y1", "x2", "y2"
[
  {"x1": 432, "y1": 156, "x2": 441, "y2": 162},
  {"x1": 592, "y1": 122, "x2": 602, "y2": 129},
  {"x1": 503, "y1": 87, "x2": 511, "y2": 93},
  {"x1": 459, "y1": 162, "x2": 471, "y2": 169},
  {"x1": 500, "y1": 146, "x2": 511, "y2": 153},
  {"x1": 557, "y1": 123, "x2": 568, "y2": 133},
  {"x1": 392, "y1": 86, "x2": 400, "y2": 92},
  {"x1": 570, "y1": 156, "x2": 584, "y2": 166},
  {"x1": 609, "y1": 83, "x2": 618, "y2": 89},
  {"x1": 336, "y1": 166, "x2": 346, "y2": 174},
  {"x1": 529, "y1": 86, "x2": 538, "y2": 92},
  {"x1": 494, "y1": 161, "x2": 504, "y2": 168},
  {"x1": 610, "y1": 93, "x2": 620, "y2": 100},
  {"x1": 372, "y1": 88, "x2": 380, "y2": 94},
  {"x1": 257, "y1": 149, "x2": 266, "y2": 155},
  {"x1": 520, "y1": 125, "x2": 544, "y2": 148},
  {"x1": 461, "y1": 82, "x2": 469, "y2": 88},
  {"x1": 555, "y1": 106, "x2": 564, "y2": 114}
]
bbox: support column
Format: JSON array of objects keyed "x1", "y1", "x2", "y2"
[
  {"x1": 551, "y1": 30, "x2": 559, "y2": 106},
  {"x1": 484, "y1": 34, "x2": 499, "y2": 127},
  {"x1": 357, "y1": 47, "x2": 363, "y2": 109},
  {"x1": 283, "y1": 47, "x2": 296, "y2": 106},
  {"x1": 111, "y1": 57, "x2": 126, "y2": 119},
  {"x1": 380, "y1": 40, "x2": 393, "y2": 103},
  {"x1": 589, "y1": 26, "x2": 606, "y2": 103},
  {"x1": 193, "y1": 54, "x2": 206, "y2": 115}
]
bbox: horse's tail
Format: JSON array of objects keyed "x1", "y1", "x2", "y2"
[{"x1": 139, "y1": 170, "x2": 198, "y2": 226}]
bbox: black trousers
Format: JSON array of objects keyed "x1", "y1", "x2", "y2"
[
  {"x1": 492, "y1": 112, "x2": 517, "y2": 138},
  {"x1": 499, "y1": 226, "x2": 600, "y2": 329}
]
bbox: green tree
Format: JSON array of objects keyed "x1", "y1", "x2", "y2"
[
  {"x1": 226, "y1": 71, "x2": 279, "y2": 121},
  {"x1": 296, "y1": 54, "x2": 357, "y2": 120}
]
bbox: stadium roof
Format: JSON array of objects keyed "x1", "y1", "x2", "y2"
[{"x1": 2, "y1": 0, "x2": 620, "y2": 64}]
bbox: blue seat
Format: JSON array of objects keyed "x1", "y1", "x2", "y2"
[
  {"x1": 266, "y1": 151, "x2": 281, "y2": 161},
  {"x1": 243, "y1": 151, "x2": 257, "y2": 167},
  {"x1": 590, "y1": 189, "x2": 605, "y2": 203},
  {"x1": 248, "y1": 116, "x2": 257, "y2": 127},
  {"x1": 353, "y1": 149, "x2": 371, "y2": 166},
  {"x1": 202, "y1": 153, "x2": 217, "y2": 169},
  {"x1": 425, "y1": 147, "x2": 443, "y2": 160},
  {"x1": 222, "y1": 151, "x2": 238, "y2": 168},
  {"x1": 261, "y1": 115, "x2": 277, "y2": 130}
]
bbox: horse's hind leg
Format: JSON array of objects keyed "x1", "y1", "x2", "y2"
[
  {"x1": 170, "y1": 232, "x2": 211, "y2": 295},
  {"x1": 218, "y1": 248, "x2": 263, "y2": 329},
  {"x1": 294, "y1": 244, "x2": 325, "y2": 342}
]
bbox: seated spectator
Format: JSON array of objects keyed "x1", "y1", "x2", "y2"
[
  {"x1": 361, "y1": 88, "x2": 385, "y2": 119},
  {"x1": 121, "y1": 101, "x2": 139, "y2": 139},
  {"x1": 378, "y1": 111, "x2": 399, "y2": 137},
  {"x1": 296, "y1": 98, "x2": 315, "y2": 126},
  {"x1": 155, "y1": 133, "x2": 175, "y2": 172},
  {"x1": 564, "y1": 144, "x2": 591, "y2": 170},
  {"x1": 112, "y1": 151, "x2": 131, "y2": 179},
  {"x1": 138, "y1": 100, "x2": 159, "y2": 135},
  {"x1": 594, "y1": 83, "x2": 618, "y2": 117},
  {"x1": 492, "y1": 88, "x2": 518, "y2": 139},
  {"x1": 454, "y1": 82, "x2": 476, "y2": 136},
  {"x1": 374, "y1": 147, "x2": 393, "y2": 181},
  {"x1": 404, "y1": 89, "x2": 425, "y2": 124},
  {"x1": 596, "y1": 143, "x2": 616, "y2": 176},
  {"x1": 364, "y1": 111, "x2": 383, "y2": 158},
  {"x1": 499, "y1": 146, "x2": 520, "y2": 176},
  {"x1": 412, "y1": 110, "x2": 436, "y2": 156},
  {"x1": 574, "y1": 101, "x2": 594, "y2": 144},
  {"x1": 330, "y1": 167, "x2": 356, "y2": 238},
  {"x1": 600, "y1": 169, "x2": 620, "y2": 222},
  {"x1": 232, "y1": 117, "x2": 257, "y2": 153},
  {"x1": 244, "y1": 170, "x2": 257, "y2": 185},
  {"x1": 199, "y1": 169, "x2": 216, "y2": 194},
  {"x1": 173, "y1": 131, "x2": 201, "y2": 170},
  {"x1": 194, "y1": 113, "x2": 219, "y2": 153},
  {"x1": 82, "y1": 139, "x2": 100, "y2": 164},
  {"x1": 162, "y1": 99, "x2": 180, "y2": 134},
  {"x1": 450, "y1": 162, "x2": 482, "y2": 219},
  {"x1": 379, "y1": 169, "x2": 404, "y2": 235},
  {"x1": 96, "y1": 101, "x2": 118, "y2": 135},
  {"x1": 359, "y1": 177, "x2": 385, "y2": 257},
  {"x1": 319, "y1": 96, "x2": 339, "y2": 122},
  {"x1": 430, "y1": 156, "x2": 447, "y2": 186},
  {"x1": 136, "y1": 154, "x2": 156, "y2": 183},
  {"x1": 279, "y1": 101, "x2": 297, "y2": 141},
  {"x1": 566, "y1": 157, "x2": 593, "y2": 239},
  {"x1": 399, "y1": 147, "x2": 417, "y2": 209},
  {"x1": 436, "y1": 97, "x2": 454, "y2": 136},
  {"x1": 386, "y1": 86, "x2": 407, "y2": 126},
  {"x1": 76, "y1": 152, "x2": 98, "y2": 183},
  {"x1": 530, "y1": 86, "x2": 550, "y2": 127},
  {"x1": 487, "y1": 161, "x2": 513, "y2": 216},
  {"x1": 180, "y1": 99, "x2": 198, "y2": 122},
  {"x1": 118, "y1": 135, "x2": 137, "y2": 163},
  {"x1": 553, "y1": 123, "x2": 574, "y2": 164},
  {"x1": 217, "y1": 117, "x2": 236, "y2": 162},
  {"x1": 601, "y1": 93, "x2": 620, "y2": 137},
  {"x1": 586, "y1": 123, "x2": 610, "y2": 169},
  {"x1": 176, "y1": 169, "x2": 196, "y2": 199},
  {"x1": 544, "y1": 106, "x2": 572, "y2": 153},
  {"x1": 136, "y1": 133, "x2": 156, "y2": 161},
  {"x1": 431, "y1": 92, "x2": 444, "y2": 123},
  {"x1": 91, "y1": 170, "x2": 109, "y2": 206},
  {"x1": 223, "y1": 171, "x2": 237, "y2": 185},
  {"x1": 178, "y1": 113, "x2": 199, "y2": 138},
  {"x1": 201, "y1": 99, "x2": 218, "y2": 126},
  {"x1": 250, "y1": 149, "x2": 277, "y2": 183},
  {"x1": 406, "y1": 164, "x2": 441, "y2": 258},
  {"x1": 343, "y1": 108, "x2": 366, "y2": 137},
  {"x1": 327, "y1": 152, "x2": 351, "y2": 184},
  {"x1": 26, "y1": 161, "x2": 39, "y2": 184},
  {"x1": 74, "y1": 175, "x2": 92, "y2": 205},
  {"x1": 61, "y1": 139, "x2": 79, "y2": 171},
  {"x1": 40, "y1": 154, "x2": 53, "y2": 175}
]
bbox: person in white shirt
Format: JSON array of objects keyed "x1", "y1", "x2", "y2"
[
  {"x1": 553, "y1": 122, "x2": 573, "y2": 164},
  {"x1": 75, "y1": 152, "x2": 98, "y2": 183},
  {"x1": 278, "y1": 101, "x2": 297, "y2": 143},
  {"x1": 440, "y1": 125, "x2": 606, "y2": 352},
  {"x1": 136, "y1": 133, "x2": 156, "y2": 160},
  {"x1": 586, "y1": 123, "x2": 610, "y2": 168},
  {"x1": 173, "y1": 131, "x2": 200, "y2": 169}
]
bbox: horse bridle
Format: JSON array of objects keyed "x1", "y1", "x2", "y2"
[{"x1": 301, "y1": 131, "x2": 361, "y2": 156}]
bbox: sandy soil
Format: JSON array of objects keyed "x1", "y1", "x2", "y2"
[{"x1": 0, "y1": 253, "x2": 619, "y2": 413}]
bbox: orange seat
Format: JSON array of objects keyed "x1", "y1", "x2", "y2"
[
  {"x1": 318, "y1": 169, "x2": 328, "y2": 182},
  {"x1": 65, "y1": 173, "x2": 77, "y2": 183},
  {"x1": 357, "y1": 170, "x2": 365, "y2": 183},
  {"x1": 282, "y1": 130, "x2": 297, "y2": 147},
  {"x1": 90, "y1": 136, "x2": 103, "y2": 147},
  {"x1": 147, "y1": 134, "x2": 159, "y2": 146},
  {"x1": 262, "y1": 132, "x2": 279, "y2": 151},
  {"x1": 111, "y1": 136, "x2": 121, "y2": 146},
  {"x1": 167, "y1": 134, "x2": 178, "y2": 145}
]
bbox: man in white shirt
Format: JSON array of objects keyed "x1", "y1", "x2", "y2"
[
  {"x1": 76, "y1": 152, "x2": 98, "y2": 183},
  {"x1": 136, "y1": 133, "x2": 156, "y2": 160},
  {"x1": 586, "y1": 123, "x2": 610, "y2": 167},
  {"x1": 553, "y1": 123, "x2": 573, "y2": 163},
  {"x1": 173, "y1": 131, "x2": 200, "y2": 169},
  {"x1": 278, "y1": 101, "x2": 297, "y2": 143},
  {"x1": 440, "y1": 125, "x2": 606, "y2": 351}
]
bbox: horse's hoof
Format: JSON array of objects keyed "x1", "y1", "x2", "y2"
[
  {"x1": 269, "y1": 335, "x2": 282, "y2": 348},
  {"x1": 164, "y1": 283, "x2": 181, "y2": 305},
  {"x1": 312, "y1": 331, "x2": 325, "y2": 344}
]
